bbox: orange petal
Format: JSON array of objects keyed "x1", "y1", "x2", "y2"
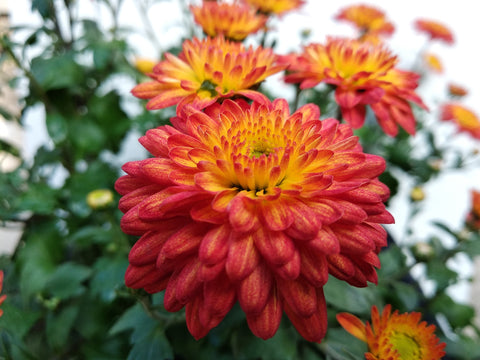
[{"x1": 336, "y1": 312, "x2": 367, "y2": 342}]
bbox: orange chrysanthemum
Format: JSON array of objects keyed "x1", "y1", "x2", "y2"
[
  {"x1": 335, "y1": 4, "x2": 394, "y2": 39},
  {"x1": 0, "y1": 270, "x2": 6, "y2": 317},
  {"x1": 116, "y1": 98, "x2": 393, "y2": 342},
  {"x1": 243, "y1": 0, "x2": 305, "y2": 15},
  {"x1": 466, "y1": 189, "x2": 480, "y2": 230},
  {"x1": 337, "y1": 305, "x2": 446, "y2": 360},
  {"x1": 191, "y1": 1, "x2": 267, "y2": 41},
  {"x1": 281, "y1": 38, "x2": 427, "y2": 136},
  {"x1": 440, "y1": 103, "x2": 480, "y2": 139},
  {"x1": 414, "y1": 19, "x2": 454, "y2": 44},
  {"x1": 447, "y1": 83, "x2": 468, "y2": 98},
  {"x1": 423, "y1": 53, "x2": 443, "y2": 73},
  {"x1": 132, "y1": 36, "x2": 285, "y2": 112}
]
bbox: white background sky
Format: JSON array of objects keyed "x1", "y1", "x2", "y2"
[{"x1": 4, "y1": 0, "x2": 480, "y2": 301}]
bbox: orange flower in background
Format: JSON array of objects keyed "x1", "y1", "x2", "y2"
[
  {"x1": 414, "y1": 19, "x2": 454, "y2": 44},
  {"x1": 334, "y1": 4, "x2": 394, "y2": 40},
  {"x1": 466, "y1": 189, "x2": 480, "y2": 230},
  {"x1": 281, "y1": 38, "x2": 427, "y2": 136},
  {"x1": 441, "y1": 103, "x2": 480, "y2": 139},
  {"x1": 190, "y1": 1, "x2": 267, "y2": 41},
  {"x1": 447, "y1": 83, "x2": 468, "y2": 98},
  {"x1": 337, "y1": 305, "x2": 446, "y2": 360},
  {"x1": 132, "y1": 36, "x2": 285, "y2": 112},
  {"x1": 423, "y1": 53, "x2": 443, "y2": 73},
  {"x1": 116, "y1": 98, "x2": 393, "y2": 342},
  {"x1": 0, "y1": 270, "x2": 6, "y2": 317},
  {"x1": 243, "y1": 0, "x2": 305, "y2": 15}
]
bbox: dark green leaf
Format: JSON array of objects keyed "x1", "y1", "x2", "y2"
[
  {"x1": 31, "y1": 54, "x2": 83, "y2": 90},
  {"x1": 46, "y1": 305, "x2": 80, "y2": 350},
  {"x1": 0, "y1": 301, "x2": 42, "y2": 339},
  {"x1": 426, "y1": 259, "x2": 457, "y2": 290},
  {"x1": 46, "y1": 112, "x2": 68, "y2": 144},
  {"x1": 430, "y1": 293, "x2": 475, "y2": 328},
  {"x1": 44, "y1": 262, "x2": 92, "y2": 300},
  {"x1": 91, "y1": 257, "x2": 128, "y2": 302},
  {"x1": 324, "y1": 277, "x2": 377, "y2": 314}
]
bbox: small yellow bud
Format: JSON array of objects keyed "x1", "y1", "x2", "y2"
[
  {"x1": 134, "y1": 57, "x2": 157, "y2": 74},
  {"x1": 87, "y1": 189, "x2": 114, "y2": 209},
  {"x1": 410, "y1": 186, "x2": 425, "y2": 202}
]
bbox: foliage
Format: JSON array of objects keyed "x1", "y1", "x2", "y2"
[{"x1": 0, "y1": 0, "x2": 479, "y2": 359}]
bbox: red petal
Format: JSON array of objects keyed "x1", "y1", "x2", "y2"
[
  {"x1": 254, "y1": 228, "x2": 295, "y2": 265},
  {"x1": 225, "y1": 233, "x2": 260, "y2": 281},
  {"x1": 238, "y1": 263, "x2": 272, "y2": 314},
  {"x1": 199, "y1": 224, "x2": 230, "y2": 265},
  {"x1": 279, "y1": 276, "x2": 317, "y2": 317},
  {"x1": 246, "y1": 288, "x2": 283, "y2": 340}
]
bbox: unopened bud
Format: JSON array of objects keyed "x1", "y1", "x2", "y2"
[{"x1": 87, "y1": 189, "x2": 114, "y2": 209}]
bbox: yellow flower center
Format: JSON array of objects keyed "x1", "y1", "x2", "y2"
[{"x1": 390, "y1": 331, "x2": 422, "y2": 359}]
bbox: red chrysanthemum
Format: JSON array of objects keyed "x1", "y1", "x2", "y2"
[
  {"x1": 132, "y1": 36, "x2": 285, "y2": 112},
  {"x1": 242, "y1": 0, "x2": 305, "y2": 15},
  {"x1": 0, "y1": 270, "x2": 6, "y2": 317},
  {"x1": 334, "y1": 4, "x2": 394, "y2": 40},
  {"x1": 337, "y1": 305, "x2": 446, "y2": 360},
  {"x1": 190, "y1": 1, "x2": 267, "y2": 41},
  {"x1": 440, "y1": 103, "x2": 480, "y2": 139},
  {"x1": 414, "y1": 19, "x2": 454, "y2": 45},
  {"x1": 116, "y1": 98, "x2": 394, "y2": 342},
  {"x1": 281, "y1": 38, "x2": 427, "y2": 136}
]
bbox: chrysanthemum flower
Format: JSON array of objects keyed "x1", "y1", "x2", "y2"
[
  {"x1": 0, "y1": 270, "x2": 6, "y2": 317},
  {"x1": 334, "y1": 4, "x2": 394, "y2": 39},
  {"x1": 447, "y1": 83, "x2": 468, "y2": 98},
  {"x1": 281, "y1": 38, "x2": 427, "y2": 136},
  {"x1": 423, "y1": 53, "x2": 443, "y2": 73},
  {"x1": 414, "y1": 19, "x2": 454, "y2": 45},
  {"x1": 440, "y1": 103, "x2": 480, "y2": 139},
  {"x1": 116, "y1": 98, "x2": 393, "y2": 342},
  {"x1": 466, "y1": 189, "x2": 480, "y2": 230},
  {"x1": 190, "y1": 1, "x2": 267, "y2": 41},
  {"x1": 243, "y1": 0, "x2": 305, "y2": 15},
  {"x1": 337, "y1": 305, "x2": 446, "y2": 360},
  {"x1": 132, "y1": 36, "x2": 285, "y2": 111}
]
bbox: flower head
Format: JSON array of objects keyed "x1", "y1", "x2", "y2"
[
  {"x1": 337, "y1": 305, "x2": 446, "y2": 360},
  {"x1": 281, "y1": 38, "x2": 427, "y2": 136},
  {"x1": 191, "y1": 1, "x2": 267, "y2": 41},
  {"x1": 441, "y1": 103, "x2": 480, "y2": 139},
  {"x1": 466, "y1": 189, "x2": 480, "y2": 230},
  {"x1": 116, "y1": 98, "x2": 393, "y2": 342},
  {"x1": 0, "y1": 270, "x2": 6, "y2": 317},
  {"x1": 132, "y1": 36, "x2": 285, "y2": 112},
  {"x1": 414, "y1": 19, "x2": 454, "y2": 44},
  {"x1": 447, "y1": 83, "x2": 468, "y2": 98},
  {"x1": 243, "y1": 0, "x2": 305, "y2": 15},
  {"x1": 334, "y1": 4, "x2": 394, "y2": 40},
  {"x1": 423, "y1": 53, "x2": 443, "y2": 73}
]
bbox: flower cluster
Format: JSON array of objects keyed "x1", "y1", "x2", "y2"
[
  {"x1": 337, "y1": 305, "x2": 446, "y2": 360},
  {"x1": 120, "y1": 2, "x2": 399, "y2": 344}
]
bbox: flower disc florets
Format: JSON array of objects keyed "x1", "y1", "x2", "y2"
[
  {"x1": 131, "y1": 36, "x2": 285, "y2": 112},
  {"x1": 115, "y1": 98, "x2": 394, "y2": 342}
]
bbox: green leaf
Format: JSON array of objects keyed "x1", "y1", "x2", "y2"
[
  {"x1": 443, "y1": 334, "x2": 480, "y2": 359},
  {"x1": 426, "y1": 259, "x2": 457, "y2": 290},
  {"x1": 324, "y1": 277, "x2": 377, "y2": 314},
  {"x1": 46, "y1": 305, "x2": 80, "y2": 350},
  {"x1": 69, "y1": 119, "x2": 106, "y2": 154},
  {"x1": 0, "y1": 301, "x2": 42, "y2": 339},
  {"x1": 46, "y1": 112, "x2": 68, "y2": 144},
  {"x1": 430, "y1": 293, "x2": 475, "y2": 328},
  {"x1": 90, "y1": 257, "x2": 128, "y2": 302},
  {"x1": 31, "y1": 54, "x2": 83, "y2": 90},
  {"x1": 16, "y1": 182, "x2": 58, "y2": 215},
  {"x1": 44, "y1": 262, "x2": 92, "y2": 300},
  {"x1": 390, "y1": 281, "x2": 420, "y2": 310},
  {"x1": 377, "y1": 244, "x2": 407, "y2": 279},
  {"x1": 17, "y1": 223, "x2": 63, "y2": 298}
]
